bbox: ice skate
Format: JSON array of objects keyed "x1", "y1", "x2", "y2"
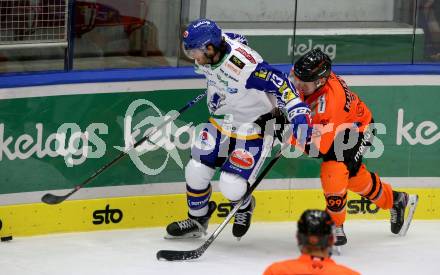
[
  {"x1": 390, "y1": 191, "x2": 418, "y2": 236},
  {"x1": 165, "y1": 201, "x2": 217, "y2": 239},
  {"x1": 233, "y1": 196, "x2": 256, "y2": 240},
  {"x1": 334, "y1": 225, "x2": 347, "y2": 246},
  {"x1": 332, "y1": 225, "x2": 347, "y2": 255}
]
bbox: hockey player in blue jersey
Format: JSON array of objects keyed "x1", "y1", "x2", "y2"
[{"x1": 165, "y1": 19, "x2": 312, "y2": 240}]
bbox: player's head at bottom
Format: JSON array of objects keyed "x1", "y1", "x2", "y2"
[{"x1": 296, "y1": 209, "x2": 335, "y2": 256}]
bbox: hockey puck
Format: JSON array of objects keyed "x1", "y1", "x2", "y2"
[{"x1": 1, "y1": 236, "x2": 13, "y2": 242}]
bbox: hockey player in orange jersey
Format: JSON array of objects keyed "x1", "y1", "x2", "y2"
[
  {"x1": 288, "y1": 48, "x2": 419, "y2": 247},
  {"x1": 263, "y1": 209, "x2": 360, "y2": 275}
]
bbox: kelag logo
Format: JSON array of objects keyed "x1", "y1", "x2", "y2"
[
  {"x1": 347, "y1": 197, "x2": 379, "y2": 214},
  {"x1": 396, "y1": 108, "x2": 440, "y2": 145},
  {"x1": 217, "y1": 202, "x2": 233, "y2": 217},
  {"x1": 92, "y1": 204, "x2": 123, "y2": 225},
  {"x1": 288, "y1": 38, "x2": 336, "y2": 59}
]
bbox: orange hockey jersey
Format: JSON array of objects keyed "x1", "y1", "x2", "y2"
[
  {"x1": 263, "y1": 254, "x2": 360, "y2": 275},
  {"x1": 292, "y1": 72, "x2": 372, "y2": 157}
]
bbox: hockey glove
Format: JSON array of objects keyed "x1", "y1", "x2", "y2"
[{"x1": 287, "y1": 102, "x2": 313, "y2": 145}]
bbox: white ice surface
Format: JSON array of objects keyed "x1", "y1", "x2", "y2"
[{"x1": 1, "y1": 220, "x2": 439, "y2": 275}]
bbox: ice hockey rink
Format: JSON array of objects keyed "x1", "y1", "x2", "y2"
[
  {"x1": 1, "y1": 0, "x2": 440, "y2": 274},
  {"x1": 1, "y1": 220, "x2": 438, "y2": 275}
]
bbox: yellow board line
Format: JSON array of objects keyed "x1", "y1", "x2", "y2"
[{"x1": 0, "y1": 188, "x2": 437, "y2": 237}]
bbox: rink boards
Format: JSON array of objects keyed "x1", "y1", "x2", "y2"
[
  {"x1": 0, "y1": 187, "x2": 439, "y2": 237},
  {"x1": 0, "y1": 74, "x2": 439, "y2": 237}
]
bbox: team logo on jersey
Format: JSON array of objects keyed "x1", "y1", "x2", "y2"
[
  {"x1": 229, "y1": 55, "x2": 245, "y2": 69},
  {"x1": 194, "y1": 129, "x2": 216, "y2": 151},
  {"x1": 229, "y1": 149, "x2": 255, "y2": 169},
  {"x1": 208, "y1": 93, "x2": 226, "y2": 113},
  {"x1": 236, "y1": 47, "x2": 256, "y2": 64}
]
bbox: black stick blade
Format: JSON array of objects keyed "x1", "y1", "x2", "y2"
[
  {"x1": 41, "y1": 193, "x2": 68, "y2": 205},
  {"x1": 156, "y1": 248, "x2": 204, "y2": 261}
]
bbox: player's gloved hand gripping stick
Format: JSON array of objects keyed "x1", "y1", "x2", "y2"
[{"x1": 41, "y1": 91, "x2": 208, "y2": 205}]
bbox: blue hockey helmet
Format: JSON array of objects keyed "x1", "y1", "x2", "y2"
[{"x1": 183, "y1": 19, "x2": 222, "y2": 51}]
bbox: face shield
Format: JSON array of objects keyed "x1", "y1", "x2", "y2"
[{"x1": 182, "y1": 42, "x2": 207, "y2": 60}]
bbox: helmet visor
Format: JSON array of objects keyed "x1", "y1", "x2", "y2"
[{"x1": 182, "y1": 43, "x2": 206, "y2": 60}]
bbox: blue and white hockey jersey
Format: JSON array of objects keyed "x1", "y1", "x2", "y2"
[{"x1": 194, "y1": 34, "x2": 302, "y2": 138}]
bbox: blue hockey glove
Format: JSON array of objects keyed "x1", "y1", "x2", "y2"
[{"x1": 287, "y1": 102, "x2": 313, "y2": 145}]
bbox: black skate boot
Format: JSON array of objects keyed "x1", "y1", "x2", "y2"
[
  {"x1": 232, "y1": 196, "x2": 256, "y2": 240},
  {"x1": 390, "y1": 191, "x2": 409, "y2": 234},
  {"x1": 390, "y1": 191, "x2": 419, "y2": 236},
  {"x1": 165, "y1": 201, "x2": 217, "y2": 239},
  {"x1": 334, "y1": 225, "x2": 347, "y2": 246}
]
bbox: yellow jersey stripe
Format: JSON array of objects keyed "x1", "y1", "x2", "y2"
[{"x1": 208, "y1": 118, "x2": 262, "y2": 140}]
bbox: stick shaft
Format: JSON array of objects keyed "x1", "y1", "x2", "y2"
[
  {"x1": 157, "y1": 143, "x2": 289, "y2": 261},
  {"x1": 42, "y1": 90, "x2": 207, "y2": 204}
]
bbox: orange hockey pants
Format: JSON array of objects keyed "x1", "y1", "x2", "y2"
[{"x1": 320, "y1": 161, "x2": 394, "y2": 226}]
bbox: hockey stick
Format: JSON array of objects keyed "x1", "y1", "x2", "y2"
[
  {"x1": 41, "y1": 91, "x2": 208, "y2": 205},
  {"x1": 156, "y1": 142, "x2": 290, "y2": 261}
]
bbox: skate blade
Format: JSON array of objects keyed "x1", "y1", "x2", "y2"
[
  {"x1": 164, "y1": 232, "x2": 203, "y2": 240},
  {"x1": 332, "y1": 246, "x2": 342, "y2": 256},
  {"x1": 399, "y1": 194, "x2": 419, "y2": 236}
]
